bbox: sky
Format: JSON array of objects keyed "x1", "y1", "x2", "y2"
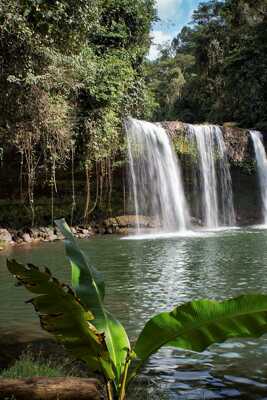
[{"x1": 149, "y1": 0, "x2": 202, "y2": 60}]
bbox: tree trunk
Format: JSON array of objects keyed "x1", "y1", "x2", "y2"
[{"x1": 0, "y1": 377, "x2": 103, "y2": 400}]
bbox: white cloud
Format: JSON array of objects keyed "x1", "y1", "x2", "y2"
[
  {"x1": 156, "y1": 0, "x2": 182, "y2": 20},
  {"x1": 148, "y1": 30, "x2": 173, "y2": 60},
  {"x1": 149, "y1": 0, "x2": 196, "y2": 60}
]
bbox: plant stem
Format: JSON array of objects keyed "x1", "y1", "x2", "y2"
[
  {"x1": 118, "y1": 358, "x2": 131, "y2": 400},
  {"x1": 106, "y1": 381, "x2": 114, "y2": 400}
]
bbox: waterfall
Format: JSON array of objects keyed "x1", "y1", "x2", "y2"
[
  {"x1": 187, "y1": 124, "x2": 236, "y2": 228},
  {"x1": 126, "y1": 118, "x2": 190, "y2": 233},
  {"x1": 250, "y1": 130, "x2": 267, "y2": 225}
]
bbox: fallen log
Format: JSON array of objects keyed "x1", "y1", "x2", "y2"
[{"x1": 0, "y1": 377, "x2": 104, "y2": 400}]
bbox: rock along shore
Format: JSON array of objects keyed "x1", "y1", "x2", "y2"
[{"x1": 0, "y1": 215, "x2": 156, "y2": 251}]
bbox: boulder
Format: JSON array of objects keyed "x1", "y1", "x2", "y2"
[
  {"x1": 39, "y1": 227, "x2": 57, "y2": 242},
  {"x1": 30, "y1": 228, "x2": 42, "y2": 240},
  {"x1": 0, "y1": 228, "x2": 12, "y2": 243},
  {"x1": 22, "y1": 233, "x2": 32, "y2": 243},
  {"x1": 102, "y1": 215, "x2": 158, "y2": 233},
  {"x1": 54, "y1": 227, "x2": 65, "y2": 240}
]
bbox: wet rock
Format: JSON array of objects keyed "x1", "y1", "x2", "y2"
[
  {"x1": 162, "y1": 121, "x2": 186, "y2": 140},
  {"x1": 74, "y1": 226, "x2": 92, "y2": 239},
  {"x1": 0, "y1": 229, "x2": 12, "y2": 243},
  {"x1": 191, "y1": 217, "x2": 203, "y2": 227},
  {"x1": 101, "y1": 215, "x2": 160, "y2": 234},
  {"x1": 54, "y1": 227, "x2": 65, "y2": 240},
  {"x1": 22, "y1": 233, "x2": 32, "y2": 243},
  {"x1": 223, "y1": 123, "x2": 250, "y2": 163},
  {"x1": 98, "y1": 227, "x2": 106, "y2": 235},
  {"x1": 29, "y1": 228, "x2": 42, "y2": 240},
  {"x1": 80, "y1": 228, "x2": 91, "y2": 237},
  {"x1": 39, "y1": 227, "x2": 57, "y2": 242},
  {"x1": 14, "y1": 237, "x2": 24, "y2": 245},
  {"x1": 103, "y1": 215, "x2": 153, "y2": 230},
  {"x1": 116, "y1": 227, "x2": 129, "y2": 235},
  {"x1": 163, "y1": 120, "x2": 253, "y2": 163}
]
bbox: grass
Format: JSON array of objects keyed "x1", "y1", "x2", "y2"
[
  {"x1": 0, "y1": 352, "x2": 169, "y2": 399},
  {"x1": 0, "y1": 351, "x2": 75, "y2": 379}
]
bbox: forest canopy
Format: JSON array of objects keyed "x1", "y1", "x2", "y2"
[
  {"x1": 146, "y1": 0, "x2": 267, "y2": 129},
  {"x1": 0, "y1": 0, "x2": 156, "y2": 225},
  {"x1": 0, "y1": 0, "x2": 266, "y2": 227}
]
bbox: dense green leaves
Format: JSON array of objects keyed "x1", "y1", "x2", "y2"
[
  {"x1": 6, "y1": 259, "x2": 114, "y2": 379},
  {"x1": 0, "y1": 0, "x2": 156, "y2": 226},
  {"x1": 146, "y1": 0, "x2": 267, "y2": 128},
  {"x1": 55, "y1": 219, "x2": 130, "y2": 388},
  {"x1": 130, "y1": 295, "x2": 267, "y2": 381}
]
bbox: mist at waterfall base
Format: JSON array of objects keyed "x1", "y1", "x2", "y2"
[
  {"x1": 126, "y1": 119, "x2": 236, "y2": 238},
  {"x1": 250, "y1": 131, "x2": 267, "y2": 226},
  {"x1": 126, "y1": 118, "x2": 190, "y2": 234}
]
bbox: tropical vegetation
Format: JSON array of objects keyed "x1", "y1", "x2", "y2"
[
  {"x1": 147, "y1": 0, "x2": 267, "y2": 129},
  {"x1": 7, "y1": 219, "x2": 267, "y2": 399},
  {"x1": 1, "y1": 0, "x2": 266, "y2": 227}
]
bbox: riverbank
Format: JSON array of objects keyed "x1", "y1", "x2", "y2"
[
  {"x1": 0, "y1": 212, "x2": 262, "y2": 251},
  {"x1": 0, "y1": 225, "x2": 92, "y2": 251},
  {"x1": 0, "y1": 215, "x2": 158, "y2": 251}
]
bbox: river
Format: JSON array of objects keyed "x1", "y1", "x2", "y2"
[{"x1": 1, "y1": 227, "x2": 267, "y2": 399}]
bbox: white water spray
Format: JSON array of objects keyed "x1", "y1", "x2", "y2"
[
  {"x1": 187, "y1": 124, "x2": 236, "y2": 228},
  {"x1": 126, "y1": 118, "x2": 190, "y2": 233},
  {"x1": 250, "y1": 130, "x2": 267, "y2": 224}
]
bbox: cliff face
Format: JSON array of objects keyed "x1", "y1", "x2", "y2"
[
  {"x1": 162, "y1": 121, "x2": 256, "y2": 163},
  {"x1": 0, "y1": 120, "x2": 265, "y2": 229},
  {"x1": 162, "y1": 121, "x2": 265, "y2": 225}
]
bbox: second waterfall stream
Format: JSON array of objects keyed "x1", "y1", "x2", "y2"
[{"x1": 187, "y1": 124, "x2": 236, "y2": 229}]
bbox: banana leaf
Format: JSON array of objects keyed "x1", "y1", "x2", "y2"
[
  {"x1": 55, "y1": 219, "x2": 130, "y2": 387},
  {"x1": 7, "y1": 259, "x2": 114, "y2": 379},
  {"x1": 130, "y1": 295, "x2": 267, "y2": 382}
]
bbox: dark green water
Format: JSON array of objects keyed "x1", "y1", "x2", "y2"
[{"x1": 1, "y1": 227, "x2": 267, "y2": 399}]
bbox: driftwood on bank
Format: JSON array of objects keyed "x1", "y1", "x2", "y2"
[{"x1": 0, "y1": 377, "x2": 104, "y2": 400}]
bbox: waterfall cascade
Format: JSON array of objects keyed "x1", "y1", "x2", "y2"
[
  {"x1": 126, "y1": 118, "x2": 190, "y2": 233},
  {"x1": 187, "y1": 124, "x2": 236, "y2": 228},
  {"x1": 250, "y1": 130, "x2": 267, "y2": 225}
]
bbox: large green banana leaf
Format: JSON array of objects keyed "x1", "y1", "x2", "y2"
[
  {"x1": 130, "y1": 295, "x2": 267, "y2": 382},
  {"x1": 7, "y1": 259, "x2": 114, "y2": 379},
  {"x1": 55, "y1": 219, "x2": 130, "y2": 387}
]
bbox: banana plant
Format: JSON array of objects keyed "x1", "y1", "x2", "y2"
[{"x1": 7, "y1": 218, "x2": 267, "y2": 400}]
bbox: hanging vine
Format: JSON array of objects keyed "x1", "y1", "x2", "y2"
[
  {"x1": 14, "y1": 127, "x2": 41, "y2": 227},
  {"x1": 70, "y1": 139, "x2": 76, "y2": 226}
]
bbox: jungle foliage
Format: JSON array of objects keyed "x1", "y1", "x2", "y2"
[
  {"x1": 7, "y1": 219, "x2": 267, "y2": 399},
  {"x1": 1, "y1": 0, "x2": 266, "y2": 227},
  {"x1": 146, "y1": 0, "x2": 267, "y2": 129},
  {"x1": 0, "y1": 0, "x2": 156, "y2": 226}
]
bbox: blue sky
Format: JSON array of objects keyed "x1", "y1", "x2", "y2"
[{"x1": 149, "y1": 0, "x2": 202, "y2": 59}]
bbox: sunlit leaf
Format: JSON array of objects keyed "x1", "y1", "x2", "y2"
[
  {"x1": 130, "y1": 295, "x2": 267, "y2": 382},
  {"x1": 55, "y1": 219, "x2": 130, "y2": 387},
  {"x1": 7, "y1": 259, "x2": 114, "y2": 379}
]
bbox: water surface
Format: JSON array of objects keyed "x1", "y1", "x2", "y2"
[{"x1": 1, "y1": 228, "x2": 267, "y2": 398}]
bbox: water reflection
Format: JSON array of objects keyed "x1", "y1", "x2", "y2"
[{"x1": 1, "y1": 228, "x2": 267, "y2": 398}]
